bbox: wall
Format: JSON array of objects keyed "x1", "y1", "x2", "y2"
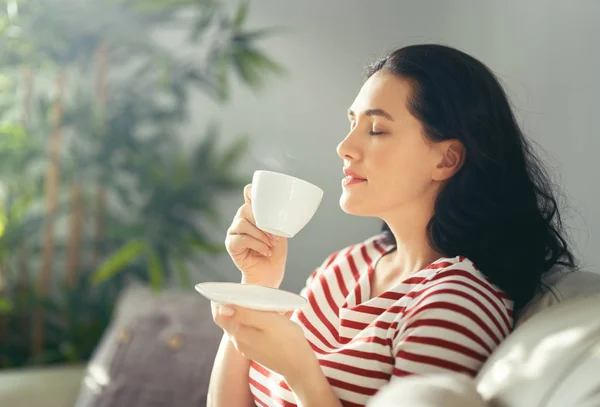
[{"x1": 186, "y1": 0, "x2": 600, "y2": 292}]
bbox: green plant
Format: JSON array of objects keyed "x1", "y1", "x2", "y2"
[
  {"x1": 0, "y1": 0, "x2": 284, "y2": 368},
  {"x1": 91, "y1": 122, "x2": 250, "y2": 290}
]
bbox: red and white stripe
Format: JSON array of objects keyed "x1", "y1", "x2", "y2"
[{"x1": 249, "y1": 234, "x2": 513, "y2": 406}]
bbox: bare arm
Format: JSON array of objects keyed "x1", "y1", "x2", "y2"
[
  {"x1": 207, "y1": 334, "x2": 255, "y2": 407},
  {"x1": 207, "y1": 275, "x2": 280, "y2": 407},
  {"x1": 210, "y1": 304, "x2": 342, "y2": 407}
]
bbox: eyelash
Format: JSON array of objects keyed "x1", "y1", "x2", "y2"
[{"x1": 349, "y1": 121, "x2": 385, "y2": 136}]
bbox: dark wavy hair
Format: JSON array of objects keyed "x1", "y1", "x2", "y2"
[{"x1": 368, "y1": 44, "x2": 576, "y2": 315}]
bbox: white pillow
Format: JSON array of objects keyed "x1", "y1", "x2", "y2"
[{"x1": 368, "y1": 373, "x2": 488, "y2": 407}]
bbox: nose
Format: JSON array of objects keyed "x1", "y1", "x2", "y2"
[{"x1": 336, "y1": 130, "x2": 361, "y2": 162}]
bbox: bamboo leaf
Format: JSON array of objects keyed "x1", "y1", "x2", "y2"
[
  {"x1": 231, "y1": 46, "x2": 285, "y2": 90},
  {"x1": 131, "y1": 0, "x2": 193, "y2": 13},
  {"x1": 196, "y1": 199, "x2": 222, "y2": 226},
  {"x1": 190, "y1": 5, "x2": 217, "y2": 41},
  {"x1": 174, "y1": 256, "x2": 191, "y2": 288},
  {"x1": 232, "y1": 48, "x2": 261, "y2": 89},
  {"x1": 146, "y1": 249, "x2": 165, "y2": 292},
  {"x1": 216, "y1": 50, "x2": 230, "y2": 101},
  {"x1": 194, "y1": 121, "x2": 220, "y2": 166},
  {"x1": 241, "y1": 46, "x2": 286, "y2": 75},
  {"x1": 0, "y1": 297, "x2": 13, "y2": 313},
  {"x1": 232, "y1": 0, "x2": 249, "y2": 30},
  {"x1": 92, "y1": 239, "x2": 146, "y2": 284},
  {"x1": 240, "y1": 26, "x2": 288, "y2": 42},
  {"x1": 217, "y1": 136, "x2": 249, "y2": 173},
  {"x1": 187, "y1": 238, "x2": 224, "y2": 254}
]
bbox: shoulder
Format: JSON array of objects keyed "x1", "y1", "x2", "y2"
[
  {"x1": 392, "y1": 258, "x2": 514, "y2": 377},
  {"x1": 405, "y1": 256, "x2": 514, "y2": 328},
  {"x1": 423, "y1": 257, "x2": 512, "y2": 306}
]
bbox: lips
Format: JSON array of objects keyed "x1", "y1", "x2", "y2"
[
  {"x1": 342, "y1": 167, "x2": 367, "y2": 187},
  {"x1": 343, "y1": 168, "x2": 366, "y2": 180}
]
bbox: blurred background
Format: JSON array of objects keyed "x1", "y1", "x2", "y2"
[{"x1": 0, "y1": 0, "x2": 598, "y2": 395}]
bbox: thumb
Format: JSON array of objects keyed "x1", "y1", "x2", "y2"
[{"x1": 243, "y1": 184, "x2": 252, "y2": 204}]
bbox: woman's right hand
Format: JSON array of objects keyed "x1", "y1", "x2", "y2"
[{"x1": 225, "y1": 184, "x2": 288, "y2": 288}]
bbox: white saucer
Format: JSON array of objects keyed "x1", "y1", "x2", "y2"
[{"x1": 194, "y1": 282, "x2": 307, "y2": 312}]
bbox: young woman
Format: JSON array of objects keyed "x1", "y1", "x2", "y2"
[{"x1": 207, "y1": 44, "x2": 575, "y2": 407}]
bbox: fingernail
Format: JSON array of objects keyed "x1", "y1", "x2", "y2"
[
  {"x1": 220, "y1": 305, "x2": 235, "y2": 317},
  {"x1": 266, "y1": 249, "x2": 272, "y2": 257}
]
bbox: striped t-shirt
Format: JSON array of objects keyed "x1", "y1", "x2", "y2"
[{"x1": 249, "y1": 233, "x2": 514, "y2": 407}]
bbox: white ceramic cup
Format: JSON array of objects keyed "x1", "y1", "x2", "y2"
[{"x1": 251, "y1": 170, "x2": 324, "y2": 238}]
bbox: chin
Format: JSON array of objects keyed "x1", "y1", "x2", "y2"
[{"x1": 339, "y1": 195, "x2": 372, "y2": 216}]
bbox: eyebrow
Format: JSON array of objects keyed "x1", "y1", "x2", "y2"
[{"x1": 348, "y1": 108, "x2": 394, "y2": 122}]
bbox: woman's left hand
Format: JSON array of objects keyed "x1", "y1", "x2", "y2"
[{"x1": 211, "y1": 302, "x2": 318, "y2": 382}]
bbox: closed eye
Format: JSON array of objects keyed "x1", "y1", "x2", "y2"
[{"x1": 369, "y1": 131, "x2": 385, "y2": 136}]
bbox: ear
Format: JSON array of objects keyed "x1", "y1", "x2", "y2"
[{"x1": 432, "y1": 140, "x2": 465, "y2": 182}]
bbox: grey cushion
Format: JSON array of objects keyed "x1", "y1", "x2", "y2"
[
  {"x1": 476, "y1": 294, "x2": 600, "y2": 407},
  {"x1": 74, "y1": 283, "x2": 222, "y2": 407},
  {"x1": 516, "y1": 267, "x2": 600, "y2": 327},
  {"x1": 543, "y1": 335, "x2": 600, "y2": 407}
]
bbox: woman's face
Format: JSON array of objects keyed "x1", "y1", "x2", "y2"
[{"x1": 337, "y1": 70, "x2": 444, "y2": 219}]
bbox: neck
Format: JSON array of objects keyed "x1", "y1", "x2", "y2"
[{"x1": 381, "y1": 203, "x2": 441, "y2": 276}]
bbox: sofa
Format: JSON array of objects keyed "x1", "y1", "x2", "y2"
[{"x1": 1, "y1": 266, "x2": 599, "y2": 407}]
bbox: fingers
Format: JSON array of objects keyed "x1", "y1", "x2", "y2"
[
  {"x1": 227, "y1": 204, "x2": 278, "y2": 257},
  {"x1": 212, "y1": 302, "x2": 237, "y2": 335},
  {"x1": 235, "y1": 203, "x2": 279, "y2": 242},
  {"x1": 225, "y1": 233, "x2": 272, "y2": 257},
  {"x1": 234, "y1": 201, "x2": 256, "y2": 225},
  {"x1": 212, "y1": 304, "x2": 286, "y2": 358},
  {"x1": 212, "y1": 303, "x2": 276, "y2": 331},
  {"x1": 231, "y1": 185, "x2": 280, "y2": 244},
  {"x1": 230, "y1": 306, "x2": 280, "y2": 329},
  {"x1": 211, "y1": 303, "x2": 262, "y2": 346},
  {"x1": 243, "y1": 184, "x2": 252, "y2": 204},
  {"x1": 225, "y1": 183, "x2": 282, "y2": 261},
  {"x1": 228, "y1": 216, "x2": 273, "y2": 247}
]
